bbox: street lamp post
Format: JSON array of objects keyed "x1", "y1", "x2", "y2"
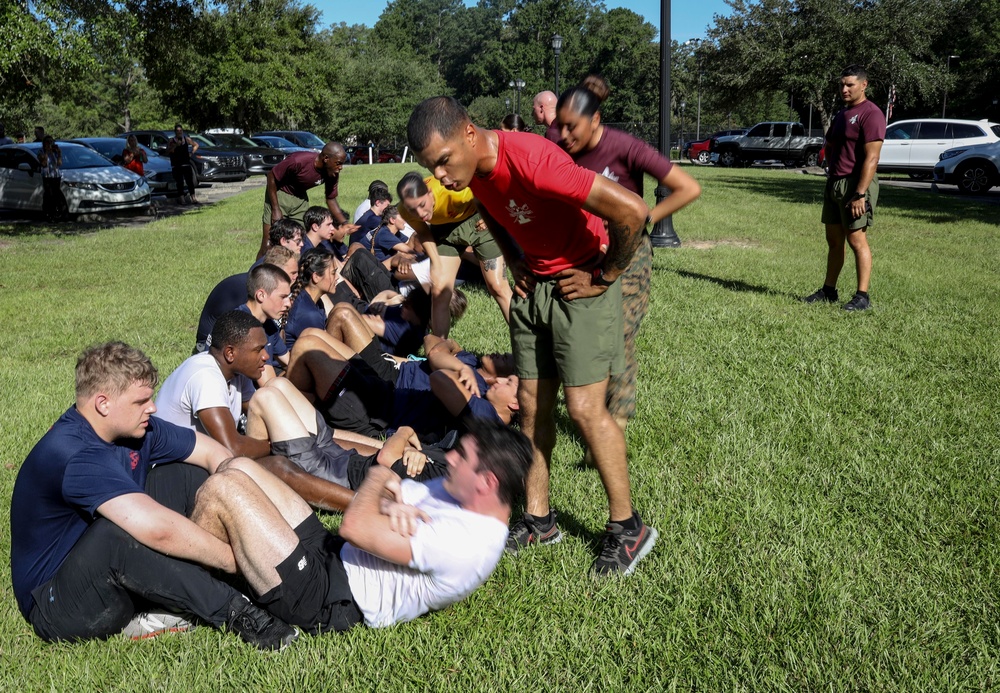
[
  {"x1": 552, "y1": 34, "x2": 563, "y2": 95},
  {"x1": 942, "y1": 54, "x2": 960, "y2": 117},
  {"x1": 509, "y1": 78, "x2": 526, "y2": 113},
  {"x1": 650, "y1": 0, "x2": 680, "y2": 248}
]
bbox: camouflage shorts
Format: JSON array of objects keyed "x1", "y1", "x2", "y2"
[{"x1": 607, "y1": 232, "x2": 652, "y2": 421}]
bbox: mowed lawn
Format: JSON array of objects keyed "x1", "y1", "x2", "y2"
[{"x1": 0, "y1": 164, "x2": 998, "y2": 690}]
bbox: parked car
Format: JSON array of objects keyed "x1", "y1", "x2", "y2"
[
  {"x1": 712, "y1": 122, "x2": 822, "y2": 167},
  {"x1": 200, "y1": 133, "x2": 285, "y2": 174},
  {"x1": 933, "y1": 140, "x2": 1000, "y2": 195},
  {"x1": 686, "y1": 130, "x2": 746, "y2": 164},
  {"x1": 253, "y1": 130, "x2": 327, "y2": 152},
  {"x1": 879, "y1": 118, "x2": 1000, "y2": 176},
  {"x1": 120, "y1": 130, "x2": 247, "y2": 183},
  {"x1": 69, "y1": 137, "x2": 175, "y2": 193},
  {"x1": 349, "y1": 147, "x2": 402, "y2": 164},
  {"x1": 0, "y1": 142, "x2": 150, "y2": 214},
  {"x1": 250, "y1": 135, "x2": 313, "y2": 154}
]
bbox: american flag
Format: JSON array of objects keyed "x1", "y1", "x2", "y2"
[{"x1": 886, "y1": 84, "x2": 897, "y2": 123}]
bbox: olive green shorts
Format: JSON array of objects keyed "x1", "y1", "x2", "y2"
[
  {"x1": 821, "y1": 174, "x2": 879, "y2": 231},
  {"x1": 263, "y1": 190, "x2": 310, "y2": 227},
  {"x1": 431, "y1": 214, "x2": 501, "y2": 261},
  {"x1": 510, "y1": 277, "x2": 625, "y2": 386}
]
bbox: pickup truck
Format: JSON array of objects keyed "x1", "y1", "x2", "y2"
[{"x1": 711, "y1": 122, "x2": 823, "y2": 168}]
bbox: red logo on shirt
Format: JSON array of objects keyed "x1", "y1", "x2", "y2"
[{"x1": 129, "y1": 450, "x2": 140, "y2": 470}]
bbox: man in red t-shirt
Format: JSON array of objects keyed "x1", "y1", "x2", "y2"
[
  {"x1": 803, "y1": 65, "x2": 885, "y2": 311},
  {"x1": 259, "y1": 143, "x2": 359, "y2": 259},
  {"x1": 407, "y1": 96, "x2": 657, "y2": 577}
]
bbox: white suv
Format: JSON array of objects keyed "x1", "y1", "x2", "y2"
[
  {"x1": 878, "y1": 118, "x2": 1000, "y2": 175},
  {"x1": 933, "y1": 141, "x2": 1000, "y2": 194}
]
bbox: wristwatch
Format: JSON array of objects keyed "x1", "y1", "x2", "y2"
[
  {"x1": 592, "y1": 268, "x2": 615, "y2": 287},
  {"x1": 850, "y1": 191, "x2": 866, "y2": 201}
]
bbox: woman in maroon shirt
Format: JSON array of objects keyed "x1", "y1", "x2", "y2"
[{"x1": 555, "y1": 76, "x2": 702, "y2": 439}]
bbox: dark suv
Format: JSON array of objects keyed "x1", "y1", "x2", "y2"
[
  {"x1": 254, "y1": 130, "x2": 327, "y2": 152},
  {"x1": 120, "y1": 130, "x2": 247, "y2": 183},
  {"x1": 201, "y1": 133, "x2": 286, "y2": 174}
]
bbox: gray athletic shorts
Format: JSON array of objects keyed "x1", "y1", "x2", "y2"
[{"x1": 270, "y1": 410, "x2": 356, "y2": 487}]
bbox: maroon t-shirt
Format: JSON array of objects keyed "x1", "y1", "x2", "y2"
[
  {"x1": 825, "y1": 99, "x2": 886, "y2": 178},
  {"x1": 570, "y1": 126, "x2": 672, "y2": 196},
  {"x1": 544, "y1": 121, "x2": 561, "y2": 144},
  {"x1": 470, "y1": 131, "x2": 605, "y2": 276},
  {"x1": 270, "y1": 150, "x2": 338, "y2": 201}
]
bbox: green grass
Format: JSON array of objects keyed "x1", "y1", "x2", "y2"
[{"x1": 1, "y1": 164, "x2": 999, "y2": 690}]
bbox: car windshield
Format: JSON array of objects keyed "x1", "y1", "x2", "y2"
[
  {"x1": 190, "y1": 134, "x2": 215, "y2": 147},
  {"x1": 83, "y1": 140, "x2": 158, "y2": 160},
  {"x1": 297, "y1": 132, "x2": 326, "y2": 147},
  {"x1": 213, "y1": 134, "x2": 259, "y2": 147},
  {"x1": 57, "y1": 147, "x2": 116, "y2": 169},
  {"x1": 258, "y1": 136, "x2": 296, "y2": 148}
]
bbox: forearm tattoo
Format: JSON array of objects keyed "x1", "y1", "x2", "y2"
[{"x1": 605, "y1": 221, "x2": 642, "y2": 272}]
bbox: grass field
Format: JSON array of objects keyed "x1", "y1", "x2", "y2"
[{"x1": 1, "y1": 164, "x2": 998, "y2": 690}]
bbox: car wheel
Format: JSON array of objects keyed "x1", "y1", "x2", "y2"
[
  {"x1": 955, "y1": 161, "x2": 996, "y2": 195},
  {"x1": 696, "y1": 151, "x2": 710, "y2": 165},
  {"x1": 717, "y1": 150, "x2": 737, "y2": 167},
  {"x1": 805, "y1": 150, "x2": 819, "y2": 168}
]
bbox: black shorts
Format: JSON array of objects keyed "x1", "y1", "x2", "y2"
[
  {"x1": 320, "y1": 358, "x2": 395, "y2": 438},
  {"x1": 257, "y1": 515, "x2": 362, "y2": 635}
]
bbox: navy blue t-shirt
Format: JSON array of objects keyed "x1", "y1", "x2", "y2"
[
  {"x1": 284, "y1": 291, "x2": 326, "y2": 352},
  {"x1": 378, "y1": 304, "x2": 424, "y2": 357},
  {"x1": 391, "y1": 351, "x2": 500, "y2": 437},
  {"x1": 236, "y1": 303, "x2": 288, "y2": 367},
  {"x1": 372, "y1": 227, "x2": 408, "y2": 263},
  {"x1": 350, "y1": 209, "x2": 382, "y2": 248},
  {"x1": 10, "y1": 409, "x2": 196, "y2": 617},
  {"x1": 301, "y1": 235, "x2": 348, "y2": 261},
  {"x1": 195, "y1": 273, "x2": 248, "y2": 346}
]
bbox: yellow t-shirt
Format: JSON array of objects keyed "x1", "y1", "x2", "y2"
[{"x1": 399, "y1": 176, "x2": 477, "y2": 229}]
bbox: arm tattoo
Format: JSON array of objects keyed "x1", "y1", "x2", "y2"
[{"x1": 604, "y1": 221, "x2": 642, "y2": 273}]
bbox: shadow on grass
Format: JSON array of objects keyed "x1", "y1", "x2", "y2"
[
  {"x1": 657, "y1": 266, "x2": 798, "y2": 300},
  {"x1": 710, "y1": 170, "x2": 1000, "y2": 226}
]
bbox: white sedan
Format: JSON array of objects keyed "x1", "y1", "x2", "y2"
[{"x1": 0, "y1": 142, "x2": 151, "y2": 214}]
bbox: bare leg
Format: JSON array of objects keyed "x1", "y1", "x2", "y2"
[
  {"x1": 286, "y1": 333, "x2": 351, "y2": 398},
  {"x1": 429, "y1": 255, "x2": 462, "y2": 337},
  {"x1": 246, "y1": 383, "x2": 316, "y2": 444},
  {"x1": 326, "y1": 303, "x2": 377, "y2": 353},
  {"x1": 299, "y1": 328, "x2": 356, "y2": 359},
  {"x1": 517, "y1": 378, "x2": 560, "y2": 517},
  {"x1": 479, "y1": 256, "x2": 512, "y2": 323},
  {"x1": 255, "y1": 455, "x2": 355, "y2": 513},
  {"x1": 823, "y1": 223, "x2": 847, "y2": 288},
  {"x1": 564, "y1": 380, "x2": 633, "y2": 523},
  {"x1": 845, "y1": 228, "x2": 871, "y2": 293}
]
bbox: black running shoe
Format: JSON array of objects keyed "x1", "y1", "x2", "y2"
[
  {"x1": 505, "y1": 512, "x2": 563, "y2": 555},
  {"x1": 801, "y1": 287, "x2": 838, "y2": 304},
  {"x1": 227, "y1": 595, "x2": 298, "y2": 651},
  {"x1": 842, "y1": 292, "x2": 871, "y2": 311},
  {"x1": 591, "y1": 518, "x2": 658, "y2": 577}
]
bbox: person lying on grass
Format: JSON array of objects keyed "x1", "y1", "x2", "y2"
[
  {"x1": 286, "y1": 330, "x2": 520, "y2": 442},
  {"x1": 190, "y1": 419, "x2": 532, "y2": 633}
]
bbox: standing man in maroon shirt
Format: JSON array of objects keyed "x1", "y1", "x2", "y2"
[
  {"x1": 803, "y1": 65, "x2": 885, "y2": 311},
  {"x1": 259, "y1": 142, "x2": 358, "y2": 259},
  {"x1": 407, "y1": 96, "x2": 657, "y2": 577}
]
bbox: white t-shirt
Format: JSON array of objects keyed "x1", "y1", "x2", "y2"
[
  {"x1": 341, "y1": 478, "x2": 508, "y2": 628},
  {"x1": 153, "y1": 352, "x2": 255, "y2": 434}
]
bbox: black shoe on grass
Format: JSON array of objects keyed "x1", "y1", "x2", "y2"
[
  {"x1": 227, "y1": 595, "x2": 298, "y2": 651},
  {"x1": 591, "y1": 518, "x2": 658, "y2": 577},
  {"x1": 842, "y1": 292, "x2": 871, "y2": 312},
  {"x1": 505, "y1": 512, "x2": 563, "y2": 555},
  {"x1": 801, "y1": 286, "x2": 838, "y2": 304}
]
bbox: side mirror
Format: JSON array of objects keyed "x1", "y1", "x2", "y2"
[{"x1": 17, "y1": 163, "x2": 33, "y2": 174}]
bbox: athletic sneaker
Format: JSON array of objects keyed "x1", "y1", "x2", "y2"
[
  {"x1": 591, "y1": 517, "x2": 659, "y2": 577},
  {"x1": 122, "y1": 611, "x2": 196, "y2": 640},
  {"x1": 801, "y1": 287, "x2": 838, "y2": 304},
  {"x1": 226, "y1": 595, "x2": 298, "y2": 651},
  {"x1": 505, "y1": 512, "x2": 563, "y2": 555},
  {"x1": 842, "y1": 292, "x2": 871, "y2": 312}
]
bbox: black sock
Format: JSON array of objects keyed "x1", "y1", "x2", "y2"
[
  {"x1": 856, "y1": 290, "x2": 869, "y2": 299},
  {"x1": 616, "y1": 511, "x2": 641, "y2": 531},
  {"x1": 527, "y1": 511, "x2": 555, "y2": 529},
  {"x1": 822, "y1": 284, "x2": 838, "y2": 297}
]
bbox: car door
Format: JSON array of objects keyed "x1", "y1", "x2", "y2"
[
  {"x1": 908, "y1": 121, "x2": 952, "y2": 170},
  {"x1": 741, "y1": 123, "x2": 773, "y2": 160},
  {"x1": 879, "y1": 121, "x2": 920, "y2": 170},
  {"x1": 0, "y1": 150, "x2": 45, "y2": 210},
  {"x1": 949, "y1": 122, "x2": 991, "y2": 148}
]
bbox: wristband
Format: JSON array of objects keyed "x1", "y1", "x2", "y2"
[{"x1": 592, "y1": 268, "x2": 615, "y2": 287}]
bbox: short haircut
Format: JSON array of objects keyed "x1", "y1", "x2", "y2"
[
  {"x1": 397, "y1": 171, "x2": 429, "y2": 201},
  {"x1": 262, "y1": 245, "x2": 297, "y2": 268},
  {"x1": 174, "y1": 123, "x2": 183, "y2": 131},
  {"x1": 247, "y1": 263, "x2": 291, "y2": 299},
  {"x1": 76, "y1": 342, "x2": 158, "y2": 400},
  {"x1": 381, "y1": 204, "x2": 400, "y2": 224},
  {"x1": 210, "y1": 310, "x2": 262, "y2": 351},
  {"x1": 842, "y1": 64, "x2": 868, "y2": 81},
  {"x1": 464, "y1": 418, "x2": 532, "y2": 507},
  {"x1": 407, "y1": 96, "x2": 470, "y2": 152},
  {"x1": 269, "y1": 217, "x2": 304, "y2": 246},
  {"x1": 369, "y1": 187, "x2": 392, "y2": 205},
  {"x1": 368, "y1": 180, "x2": 388, "y2": 194},
  {"x1": 303, "y1": 205, "x2": 332, "y2": 232}
]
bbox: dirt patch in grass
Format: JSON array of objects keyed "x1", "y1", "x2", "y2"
[{"x1": 685, "y1": 238, "x2": 760, "y2": 250}]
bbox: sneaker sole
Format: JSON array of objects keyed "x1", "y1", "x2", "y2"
[
  {"x1": 505, "y1": 529, "x2": 563, "y2": 556},
  {"x1": 126, "y1": 625, "x2": 195, "y2": 641}
]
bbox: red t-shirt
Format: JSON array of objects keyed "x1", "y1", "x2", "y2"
[
  {"x1": 271, "y1": 150, "x2": 338, "y2": 201},
  {"x1": 470, "y1": 131, "x2": 604, "y2": 276},
  {"x1": 825, "y1": 99, "x2": 886, "y2": 177},
  {"x1": 571, "y1": 126, "x2": 672, "y2": 196},
  {"x1": 123, "y1": 156, "x2": 144, "y2": 177}
]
